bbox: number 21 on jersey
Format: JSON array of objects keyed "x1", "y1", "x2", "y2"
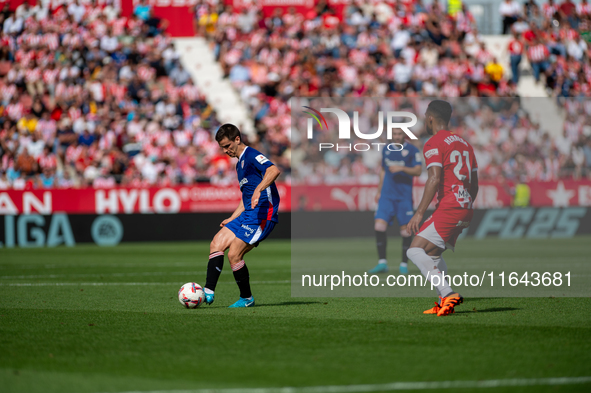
[{"x1": 450, "y1": 150, "x2": 472, "y2": 183}]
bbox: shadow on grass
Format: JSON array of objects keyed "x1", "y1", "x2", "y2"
[
  {"x1": 255, "y1": 301, "x2": 324, "y2": 307},
  {"x1": 199, "y1": 301, "x2": 324, "y2": 309},
  {"x1": 455, "y1": 307, "x2": 520, "y2": 314}
]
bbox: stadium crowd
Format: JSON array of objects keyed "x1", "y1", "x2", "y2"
[
  {"x1": 0, "y1": 0, "x2": 240, "y2": 190},
  {"x1": 197, "y1": 0, "x2": 591, "y2": 183},
  {"x1": 291, "y1": 97, "x2": 591, "y2": 185},
  {"x1": 502, "y1": 0, "x2": 591, "y2": 96},
  {"x1": 1, "y1": 0, "x2": 591, "y2": 190}
]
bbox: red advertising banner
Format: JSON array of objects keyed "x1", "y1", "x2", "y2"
[
  {"x1": 152, "y1": 0, "x2": 195, "y2": 37},
  {"x1": 529, "y1": 180, "x2": 591, "y2": 207},
  {"x1": 292, "y1": 180, "x2": 591, "y2": 212},
  {"x1": 292, "y1": 183, "x2": 507, "y2": 212},
  {"x1": 228, "y1": 0, "x2": 347, "y2": 20},
  {"x1": 5, "y1": 0, "x2": 193, "y2": 37},
  {"x1": 3, "y1": 0, "x2": 34, "y2": 11},
  {"x1": 120, "y1": 0, "x2": 195, "y2": 37},
  {"x1": 1, "y1": 181, "x2": 590, "y2": 215},
  {"x1": 0, "y1": 184, "x2": 291, "y2": 215}
]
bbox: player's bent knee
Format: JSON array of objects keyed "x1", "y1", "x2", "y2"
[
  {"x1": 210, "y1": 227, "x2": 235, "y2": 253},
  {"x1": 227, "y1": 249, "x2": 242, "y2": 264},
  {"x1": 400, "y1": 228, "x2": 411, "y2": 237},
  {"x1": 239, "y1": 245, "x2": 255, "y2": 260},
  {"x1": 210, "y1": 237, "x2": 227, "y2": 253},
  {"x1": 227, "y1": 252, "x2": 238, "y2": 263},
  {"x1": 374, "y1": 220, "x2": 387, "y2": 232},
  {"x1": 210, "y1": 240, "x2": 220, "y2": 253}
]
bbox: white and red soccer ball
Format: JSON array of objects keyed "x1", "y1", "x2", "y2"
[{"x1": 178, "y1": 282, "x2": 205, "y2": 309}]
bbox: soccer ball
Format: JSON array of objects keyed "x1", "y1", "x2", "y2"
[{"x1": 178, "y1": 282, "x2": 205, "y2": 309}]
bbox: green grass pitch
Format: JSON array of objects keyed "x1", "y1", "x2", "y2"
[{"x1": 1, "y1": 238, "x2": 590, "y2": 393}]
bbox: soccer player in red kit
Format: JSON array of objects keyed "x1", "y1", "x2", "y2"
[{"x1": 407, "y1": 100, "x2": 479, "y2": 316}]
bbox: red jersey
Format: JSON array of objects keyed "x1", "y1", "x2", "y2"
[
  {"x1": 423, "y1": 130, "x2": 478, "y2": 210},
  {"x1": 508, "y1": 39, "x2": 523, "y2": 55}
]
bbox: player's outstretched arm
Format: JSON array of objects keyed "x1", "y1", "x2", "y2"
[
  {"x1": 251, "y1": 165, "x2": 281, "y2": 208},
  {"x1": 221, "y1": 200, "x2": 245, "y2": 227},
  {"x1": 408, "y1": 166, "x2": 442, "y2": 234}
]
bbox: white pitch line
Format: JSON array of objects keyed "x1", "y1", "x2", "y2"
[
  {"x1": 0, "y1": 272, "x2": 203, "y2": 280},
  {"x1": 0, "y1": 262, "x2": 291, "y2": 270},
  {"x1": 103, "y1": 376, "x2": 591, "y2": 393},
  {"x1": 0, "y1": 281, "x2": 290, "y2": 287},
  {"x1": 0, "y1": 269, "x2": 288, "y2": 279}
]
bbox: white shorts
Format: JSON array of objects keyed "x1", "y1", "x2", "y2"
[{"x1": 417, "y1": 221, "x2": 454, "y2": 251}]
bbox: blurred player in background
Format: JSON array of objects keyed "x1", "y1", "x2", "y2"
[
  {"x1": 407, "y1": 100, "x2": 479, "y2": 317},
  {"x1": 203, "y1": 124, "x2": 281, "y2": 308},
  {"x1": 369, "y1": 128, "x2": 422, "y2": 275}
]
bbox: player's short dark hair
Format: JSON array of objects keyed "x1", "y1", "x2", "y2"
[
  {"x1": 215, "y1": 124, "x2": 241, "y2": 143},
  {"x1": 427, "y1": 100, "x2": 453, "y2": 125}
]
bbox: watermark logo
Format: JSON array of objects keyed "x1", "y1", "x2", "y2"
[
  {"x1": 302, "y1": 106, "x2": 328, "y2": 130},
  {"x1": 304, "y1": 107, "x2": 418, "y2": 140},
  {"x1": 303, "y1": 107, "x2": 419, "y2": 151}
]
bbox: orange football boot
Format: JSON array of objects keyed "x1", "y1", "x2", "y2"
[
  {"x1": 423, "y1": 296, "x2": 443, "y2": 314},
  {"x1": 437, "y1": 293, "x2": 464, "y2": 316}
]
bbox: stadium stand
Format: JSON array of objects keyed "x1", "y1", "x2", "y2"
[
  {"x1": 0, "y1": 0, "x2": 239, "y2": 189},
  {"x1": 290, "y1": 97, "x2": 589, "y2": 184},
  {"x1": 194, "y1": 0, "x2": 590, "y2": 183}
]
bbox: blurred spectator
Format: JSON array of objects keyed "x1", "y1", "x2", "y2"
[
  {"x1": 507, "y1": 31, "x2": 523, "y2": 84},
  {"x1": 527, "y1": 38, "x2": 550, "y2": 83},
  {"x1": 26, "y1": 132, "x2": 45, "y2": 159},
  {"x1": 0, "y1": 172, "x2": 9, "y2": 189},
  {"x1": 542, "y1": 0, "x2": 558, "y2": 19},
  {"x1": 237, "y1": 8, "x2": 256, "y2": 34},
  {"x1": 134, "y1": 0, "x2": 152, "y2": 22},
  {"x1": 39, "y1": 168, "x2": 56, "y2": 188},
  {"x1": 78, "y1": 129, "x2": 95, "y2": 147},
  {"x1": 15, "y1": 148, "x2": 37, "y2": 176},
  {"x1": 17, "y1": 110, "x2": 38, "y2": 134},
  {"x1": 485, "y1": 58, "x2": 504, "y2": 85},
  {"x1": 3, "y1": 12, "x2": 23, "y2": 35},
  {"x1": 197, "y1": 5, "x2": 218, "y2": 38},
  {"x1": 68, "y1": 0, "x2": 86, "y2": 24},
  {"x1": 15, "y1": 2, "x2": 34, "y2": 21},
  {"x1": 559, "y1": 0, "x2": 577, "y2": 27},
  {"x1": 500, "y1": 0, "x2": 522, "y2": 34},
  {"x1": 447, "y1": 0, "x2": 462, "y2": 17}
]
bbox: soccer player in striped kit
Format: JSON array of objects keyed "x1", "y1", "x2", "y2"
[
  {"x1": 407, "y1": 100, "x2": 479, "y2": 316},
  {"x1": 203, "y1": 124, "x2": 281, "y2": 308}
]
